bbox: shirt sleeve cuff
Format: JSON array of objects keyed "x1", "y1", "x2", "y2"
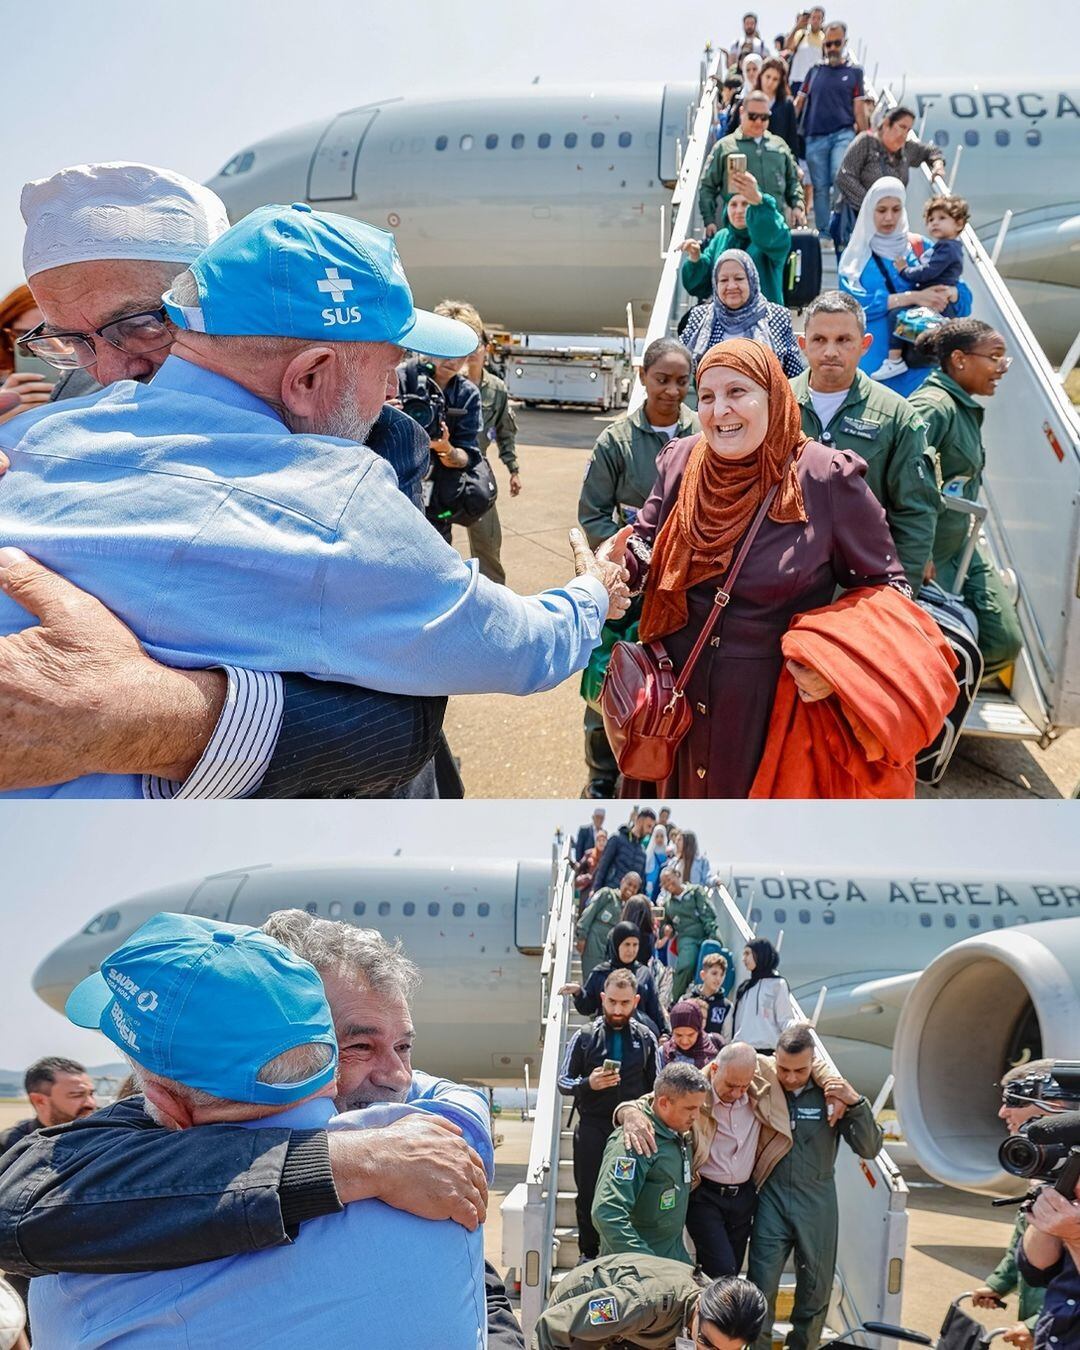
[{"x1": 143, "y1": 668, "x2": 285, "y2": 800}]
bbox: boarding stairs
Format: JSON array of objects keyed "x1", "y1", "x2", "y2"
[
  {"x1": 628, "y1": 44, "x2": 1080, "y2": 767},
  {"x1": 501, "y1": 844, "x2": 908, "y2": 1346}
]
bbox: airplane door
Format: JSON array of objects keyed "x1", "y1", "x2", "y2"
[
  {"x1": 185, "y1": 873, "x2": 246, "y2": 920},
  {"x1": 307, "y1": 107, "x2": 380, "y2": 202},
  {"x1": 514, "y1": 862, "x2": 552, "y2": 953},
  {"x1": 658, "y1": 83, "x2": 698, "y2": 184}
]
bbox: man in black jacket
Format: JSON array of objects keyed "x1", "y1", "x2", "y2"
[
  {"x1": 0, "y1": 910, "x2": 524, "y2": 1349},
  {"x1": 572, "y1": 808, "x2": 605, "y2": 864},
  {"x1": 557, "y1": 969, "x2": 659, "y2": 1263},
  {"x1": 591, "y1": 809, "x2": 656, "y2": 894}
]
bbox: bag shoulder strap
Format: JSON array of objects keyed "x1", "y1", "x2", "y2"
[
  {"x1": 871, "y1": 251, "x2": 900, "y2": 294},
  {"x1": 670, "y1": 463, "x2": 790, "y2": 698}
]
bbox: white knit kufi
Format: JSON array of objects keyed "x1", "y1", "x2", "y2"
[{"x1": 21, "y1": 161, "x2": 230, "y2": 279}]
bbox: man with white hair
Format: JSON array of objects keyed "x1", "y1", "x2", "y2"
[
  {"x1": 0, "y1": 197, "x2": 629, "y2": 797},
  {"x1": 28, "y1": 913, "x2": 489, "y2": 1348},
  {"x1": 0, "y1": 162, "x2": 448, "y2": 799}
]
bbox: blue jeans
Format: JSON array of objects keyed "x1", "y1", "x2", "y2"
[{"x1": 806, "y1": 127, "x2": 855, "y2": 230}]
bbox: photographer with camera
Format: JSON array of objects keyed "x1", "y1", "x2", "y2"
[{"x1": 996, "y1": 1063, "x2": 1080, "y2": 1350}]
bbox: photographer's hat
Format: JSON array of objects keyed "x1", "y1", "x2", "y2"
[
  {"x1": 66, "y1": 912, "x2": 337, "y2": 1105},
  {"x1": 163, "y1": 202, "x2": 477, "y2": 357}
]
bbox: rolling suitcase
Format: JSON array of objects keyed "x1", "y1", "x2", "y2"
[
  {"x1": 783, "y1": 229, "x2": 823, "y2": 309},
  {"x1": 915, "y1": 582, "x2": 984, "y2": 786}
]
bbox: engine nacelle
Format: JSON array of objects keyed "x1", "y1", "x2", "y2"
[{"x1": 893, "y1": 919, "x2": 1080, "y2": 1196}]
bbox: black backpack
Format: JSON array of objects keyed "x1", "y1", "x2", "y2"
[{"x1": 399, "y1": 361, "x2": 498, "y2": 528}]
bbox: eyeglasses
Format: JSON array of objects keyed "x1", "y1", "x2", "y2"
[
  {"x1": 824, "y1": 39, "x2": 844, "y2": 49},
  {"x1": 16, "y1": 307, "x2": 174, "y2": 371},
  {"x1": 744, "y1": 111, "x2": 771, "y2": 123},
  {"x1": 968, "y1": 352, "x2": 1013, "y2": 372}
]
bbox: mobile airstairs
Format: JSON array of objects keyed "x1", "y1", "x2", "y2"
[
  {"x1": 501, "y1": 846, "x2": 908, "y2": 1346},
  {"x1": 625, "y1": 46, "x2": 1080, "y2": 766}
]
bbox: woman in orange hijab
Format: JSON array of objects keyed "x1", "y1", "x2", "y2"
[{"x1": 602, "y1": 338, "x2": 910, "y2": 797}]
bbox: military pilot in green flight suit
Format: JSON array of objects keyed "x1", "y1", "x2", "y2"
[
  {"x1": 592, "y1": 1062, "x2": 709, "y2": 1265},
  {"x1": 577, "y1": 873, "x2": 643, "y2": 982},
  {"x1": 660, "y1": 868, "x2": 719, "y2": 1004},
  {"x1": 747, "y1": 1024, "x2": 884, "y2": 1350}
]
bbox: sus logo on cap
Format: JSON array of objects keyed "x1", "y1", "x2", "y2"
[
  {"x1": 163, "y1": 202, "x2": 477, "y2": 357},
  {"x1": 66, "y1": 912, "x2": 337, "y2": 1106}
]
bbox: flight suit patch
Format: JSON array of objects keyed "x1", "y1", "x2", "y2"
[
  {"x1": 796, "y1": 1105, "x2": 824, "y2": 1120},
  {"x1": 659, "y1": 1187, "x2": 678, "y2": 1210},
  {"x1": 613, "y1": 1156, "x2": 636, "y2": 1180},
  {"x1": 839, "y1": 415, "x2": 881, "y2": 441},
  {"x1": 601, "y1": 908, "x2": 614, "y2": 924},
  {"x1": 587, "y1": 1296, "x2": 618, "y2": 1325}
]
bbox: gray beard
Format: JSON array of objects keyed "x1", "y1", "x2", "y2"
[
  {"x1": 336, "y1": 1081, "x2": 410, "y2": 1112},
  {"x1": 285, "y1": 381, "x2": 377, "y2": 445}
]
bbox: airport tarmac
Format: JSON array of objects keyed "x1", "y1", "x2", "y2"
[
  {"x1": 0, "y1": 1099, "x2": 1035, "y2": 1341},
  {"x1": 445, "y1": 406, "x2": 1080, "y2": 800}
]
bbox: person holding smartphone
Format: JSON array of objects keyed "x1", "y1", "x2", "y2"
[{"x1": 0, "y1": 285, "x2": 53, "y2": 425}]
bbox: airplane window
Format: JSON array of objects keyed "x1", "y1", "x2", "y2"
[
  {"x1": 378, "y1": 901, "x2": 391, "y2": 916},
  {"x1": 353, "y1": 901, "x2": 366, "y2": 916},
  {"x1": 429, "y1": 902, "x2": 440, "y2": 916},
  {"x1": 798, "y1": 910, "x2": 811, "y2": 924},
  {"x1": 996, "y1": 130, "x2": 1010, "y2": 147},
  {"x1": 486, "y1": 133, "x2": 499, "y2": 150},
  {"x1": 944, "y1": 914, "x2": 957, "y2": 928},
  {"x1": 822, "y1": 909, "x2": 836, "y2": 925},
  {"x1": 436, "y1": 135, "x2": 448, "y2": 151},
  {"x1": 773, "y1": 908, "x2": 786, "y2": 924},
  {"x1": 1026, "y1": 129, "x2": 1042, "y2": 147},
  {"x1": 219, "y1": 151, "x2": 255, "y2": 177},
  {"x1": 919, "y1": 914, "x2": 933, "y2": 928},
  {"x1": 512, "y1": 133, "x2": 525, "y2": 149},
  {"x1": 968, "y1": 915, "x2": 981, "y2": 928},
  {"x1": 410, "y1": 137, "x2": 423, "y2": 153},
  {"x1": 619, "y1": 131, "x2": 632, "y2": 147},
  {"x1": 390, "y1": 137, "x2": 405, "y2": 154},
  {"x1": 750, "y1": 907, "x2": 762, "y2": 924},
  {"x1": 460, "y1": 135, "x2": 474, "y2": 151},
  {"x1": 453, "y1": 902, "x2": 465, "y2": 916},
  {"x1": 83, "y1": 910, "x2": 120, "y2": 935},
  {"x1": 403, "y1": 901, "x2": 415, "y2": 916},
  {"x1": 329, "y1": 901, "x2": 342, "y2": 918},
  {"x1": 591, "y1": 132, "x2": 605, "y2": 148},
  {"x1": 564, "y1": 132, "x2": 578, "y2": 148},
  {"x1": 964, "y1": 130, "x2": 980, "y2": 147},
  {"x1": 478, "y1": 902, "x2": 490, "y2": 917},
  {"x1": 992, "y1": 915, "x2": 1005, "y2": 929},
  {"x1": 933, "y1": 129, "x2": 949, "y2": 147},
  {"x1": 305, "y1": 902, "x2": 318, "y2": 914},
  {"x1": 538, "y1": 133, "x2": 551, "y2": 149}
]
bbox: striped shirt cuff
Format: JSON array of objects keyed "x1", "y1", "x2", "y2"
[{"x1": 143, "y1": 668, "x2": 285, "y2": 800}]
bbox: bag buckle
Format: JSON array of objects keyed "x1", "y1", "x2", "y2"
[
  {"x1": 714, "y1": 587, "x2": 731, "y2": 607},
  {"x1": 657, "y1": 655, "x2": 674, "y2": 670},
  {"x1": 662, "y1": 690, "x2": 684, "y2": 716}
]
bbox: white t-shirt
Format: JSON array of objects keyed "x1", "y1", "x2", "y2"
[
  {"x1": 789, "y1": 28, "x2": 825, "y2": 85},
  {"x1": 808, "y1": 385, "x2": 851, "y2": 431},
  {"x1": 647, "y1": 422, "x2": 679, "y2": 439}
]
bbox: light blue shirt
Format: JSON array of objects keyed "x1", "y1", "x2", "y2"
[
  {"x1": 0, "y1": 356, "x2": 606, "y2": 797},
  {"x1": 30, "y1": 1093, "x2": 489, "y2": 1349}
]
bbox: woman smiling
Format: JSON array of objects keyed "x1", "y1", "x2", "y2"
[{"x1": 680, "y1": 250, "x2": 805, "y2": 379}]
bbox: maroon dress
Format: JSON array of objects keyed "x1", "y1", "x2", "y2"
[{"x1": 623, "y1": 436, "x2": 907, "y2": 798}]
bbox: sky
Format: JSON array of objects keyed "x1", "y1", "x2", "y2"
[
  {"x1": 3, "y1": 0, "x2": 1077, "y2": 293},
  {"x1": 0, "y1": 799, "x2": 1076, "y2": 1070}
]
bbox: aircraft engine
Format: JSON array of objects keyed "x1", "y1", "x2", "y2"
[{"x1": 892, "y1": 918, "x2": 1080, "y2": 1195}]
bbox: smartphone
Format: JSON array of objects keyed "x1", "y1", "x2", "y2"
[
  {"x1": 13, "y1": 349, "x2": 57, "y2": 382},
  {"x1": 727, "y1": 153, "x2": 748, "y2": 195},
  {"x1": 602, "y1": 1059, "x2": 620, "y2": 1076}
]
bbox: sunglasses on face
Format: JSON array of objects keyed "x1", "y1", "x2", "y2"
[
  {"x1": 745, "y1": 111, "x2": 770, "y2": 122},
  {"x1": 824, "y1": 39, "x2": 844, "y2": 48}
]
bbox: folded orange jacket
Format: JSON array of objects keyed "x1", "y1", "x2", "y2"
[{"x1": 750, "y1": 586, "x2": 960, "y2": 799}]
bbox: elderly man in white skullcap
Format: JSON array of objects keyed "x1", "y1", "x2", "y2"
[{"x1": 19, "y1": 162, "x2": 228, "y2": 392}]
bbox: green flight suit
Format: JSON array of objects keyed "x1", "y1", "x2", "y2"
[
  {"x1": 578, "y1": 402, "x2": 700, "y2": 792},
  {"x1": 983, "y1": 1210, "x2": 1046, "y2": 1332},
  {"x1": 532, "y1": 1253, "x2": 700, "y2": 1349},
  {"x1": 680, "y1": 193, "x2": 792, "y2": 305},
  {"x1": 466, "y1": 369, "x2": 519, "y2": 585},
  {"x1": 748, "y1": 1087, "x2": 884, "y2": 1350},
  {"x1": 592, "y1": 1103, "x2": 695, "y2": 1265},
  {"x1": 698, "y1": 131, "x2": 804, "y2": 228},
  {"x1": 791, "y1": 368, "x2": 939, "y2": 592},
  {"x1": 664, "y1": 886, "x2": 718, "y2": 1002},
  {"x1": 578, "y1": 887, "x2": 622, "y2": 981},
  {"x1": 908, "y1": 369, "x2": 1023, "y2": 676}
]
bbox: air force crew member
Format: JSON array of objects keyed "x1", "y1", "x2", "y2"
[
  {"x1": 0, "y1": 202, "x2": 629, "y2": 797},
  {"x1": 29, "y1": 913, "x2": 487, "y2": 1349}
]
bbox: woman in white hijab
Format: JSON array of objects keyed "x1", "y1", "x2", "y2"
[{"x1": 838, "y1": 176, "x2": 971, "y2": 396}]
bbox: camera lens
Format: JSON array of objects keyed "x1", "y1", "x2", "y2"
[{"x1": 999, "y1": 1133, "x2": 1044, "y2": 1177}]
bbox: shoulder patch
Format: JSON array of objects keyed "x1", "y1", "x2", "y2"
[
  {"x1": 612, "y1": 1156, "x2": 637, "y2": 1181},
  {"x1": 587, "y1": 1295, "x2": 619, "y2": 1325}
]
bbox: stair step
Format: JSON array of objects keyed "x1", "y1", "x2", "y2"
[{"x1": 553, "y1": 1226, "x2": 581, "y2": 1268}]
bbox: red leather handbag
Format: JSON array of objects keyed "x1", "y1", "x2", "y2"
[{"x1": 600, "y1": 477, "x2": 782, "y2": 783}]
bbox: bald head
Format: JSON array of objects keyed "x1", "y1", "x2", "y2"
[{"x1": 713, "y1": 1041, "x2": 758, "y2": 1103}]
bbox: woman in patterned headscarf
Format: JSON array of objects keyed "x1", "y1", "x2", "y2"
[
  {"x1": 680, "y1": 250, "x2": 805, "y2": 378},
  {"x1": 601, "y1": 338, "x2": 909, "y2": 798}
]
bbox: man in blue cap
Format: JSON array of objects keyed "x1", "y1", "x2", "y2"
[
  {"x1": 0, "y1": 202, "x2": 629, "y2": 798},
  {"x1": 29, "y1": 913, "x2": 489, "y2": 1348}
]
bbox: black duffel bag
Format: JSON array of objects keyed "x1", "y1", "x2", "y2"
[{"x1": 429, "y1": 447, "x2": 498, "y2": 528}]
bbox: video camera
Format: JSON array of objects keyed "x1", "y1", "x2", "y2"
[
  {"x1": 399, "y1": 360, "x2": 466, "y2": 438},
  {"x1": 997, "y1": 1064, "x2": 1080, "y2": 1200}
]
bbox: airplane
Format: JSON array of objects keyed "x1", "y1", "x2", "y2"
[
  {"x1": 204, "y1": 77, "x2": 1080, "y2": 358},
  {"x1": 33, "y1": 854, "x2": 1080, "y2": 1196}
]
